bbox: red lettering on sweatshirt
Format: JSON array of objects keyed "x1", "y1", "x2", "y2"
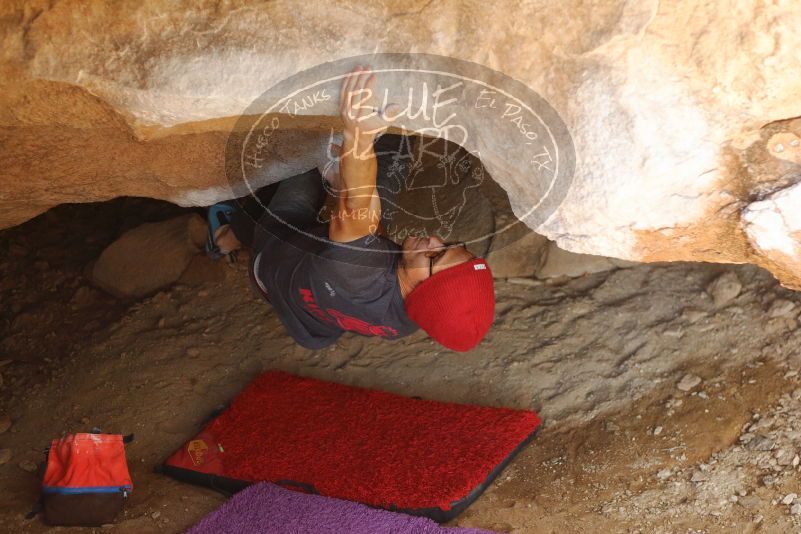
[
  {"x1": 298, "y1": 288, "x2": 398, "y2": 338},
  {"x1": 298, "y1": 288, "x2": 335, "y2": 325}
]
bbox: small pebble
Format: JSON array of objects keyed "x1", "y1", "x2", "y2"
[
  {"x1": 791, "y1": 503, "x2": 801, "y2": 515},
  {"x1": 151, "y1": 511, "x2": 161, "y2": 520},
  {"x1": 18, "y1": 460, "x2": 37, "y2": 473},
  {"x1": 768, "y1": 299, "x2": 796, "y2": 319},
  {"x1": 656, "y1": 469, "x2": 672, "y2": 480},
  {"x1": 747, "y1": 435, "x2": 775, "y2": 451},
  {"x1": 653, "y1": 426, "x2": 663, "y2": 436},
  {"x1": 777, "y1": 449, "x2": 796, "y2": 466},
  {"x1": 775, "y1": 143, "x2": 785, "y2": 153},
  {"x1": 681, "y1": 308, "x2": 707, "y2": 323},
  {"x1": 706, "y1": 272, "x2": 742, "y2": 307},
  {"x1": 605, "y1": 422, "x2": 620, "y2": 432},
  {"x1": 782, "y1": 493, "x2": 797, "y2": 505},
  {"x1": 677, "y1": 374, "x2": 702, "y2": 392}
]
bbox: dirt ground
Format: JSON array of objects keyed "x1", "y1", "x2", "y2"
[{"x1": 2, "y1": 200, "x2": 801, "y2": 533}]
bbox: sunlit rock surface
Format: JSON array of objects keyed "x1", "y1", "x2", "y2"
[{"x1": 1, "y1": 0, "x2": 800, "y2": 287}]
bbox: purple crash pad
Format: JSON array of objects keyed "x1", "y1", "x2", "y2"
[{"x1": 187, "y1": 482, "x2": 496, "y2": 534}]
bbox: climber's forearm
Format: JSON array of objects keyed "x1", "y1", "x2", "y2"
[
  {"x1": 328, "y1": 66, "x2": 383, "y2": 242},
  {"x1": 338, "y1": 130, "x2": 378, "y2": 212}
]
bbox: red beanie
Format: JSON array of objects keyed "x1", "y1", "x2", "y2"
[{"x1": 404, "y1": 258, "x2": 495, "y2": 352}]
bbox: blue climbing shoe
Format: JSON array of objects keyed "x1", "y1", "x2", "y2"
[{"x1": 205, "y1": 200, "x2": 240, "y2": 261}]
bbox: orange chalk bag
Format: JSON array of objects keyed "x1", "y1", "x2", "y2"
[{"x1": 37, "y1": 433, "x2": 134, "y2": 526}]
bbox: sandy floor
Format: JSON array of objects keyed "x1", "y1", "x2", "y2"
[{"x1": 2, "y1": 201, "x2": 801, "y2": 533}]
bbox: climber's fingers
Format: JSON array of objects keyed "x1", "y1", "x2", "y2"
[
  {"x1": 355, "y1": 72, "x2": 378, "y2": 123},
  {"x1": 340, "y1": 66, "x2": 364, "y2": 121},
  {"x1": 340, "y1": 69, "x2": 356, "y2": 121},
  {"x1": 341, "y1": 66, "x2": 379, "y2": 124}
]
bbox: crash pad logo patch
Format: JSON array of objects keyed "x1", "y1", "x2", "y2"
[{"x1": 187, "y1": 439, "x2": 209, "y2": 466}]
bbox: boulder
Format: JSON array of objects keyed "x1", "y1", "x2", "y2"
[
  {"x1": 1, "y1": 1, "x2": 800, "y2": 288},
  {"x1": 705, "y1": 272, "x2": 743, "y2": 308},
  {"x1": 91, "y1": 214, "x2": 207, "y2": 298}
]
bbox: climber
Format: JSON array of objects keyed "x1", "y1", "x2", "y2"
[{"x1": 205, "y1": 66, "x2": 495, "y2": 352}]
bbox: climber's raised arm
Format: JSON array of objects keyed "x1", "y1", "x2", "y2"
[{"x1": 329, "y1": 67, "x2": 385, "y2": 243}]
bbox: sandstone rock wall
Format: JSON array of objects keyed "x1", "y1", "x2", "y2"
[{"x1": 1, "y1": 0, "x2": 800, "y2": 287}]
